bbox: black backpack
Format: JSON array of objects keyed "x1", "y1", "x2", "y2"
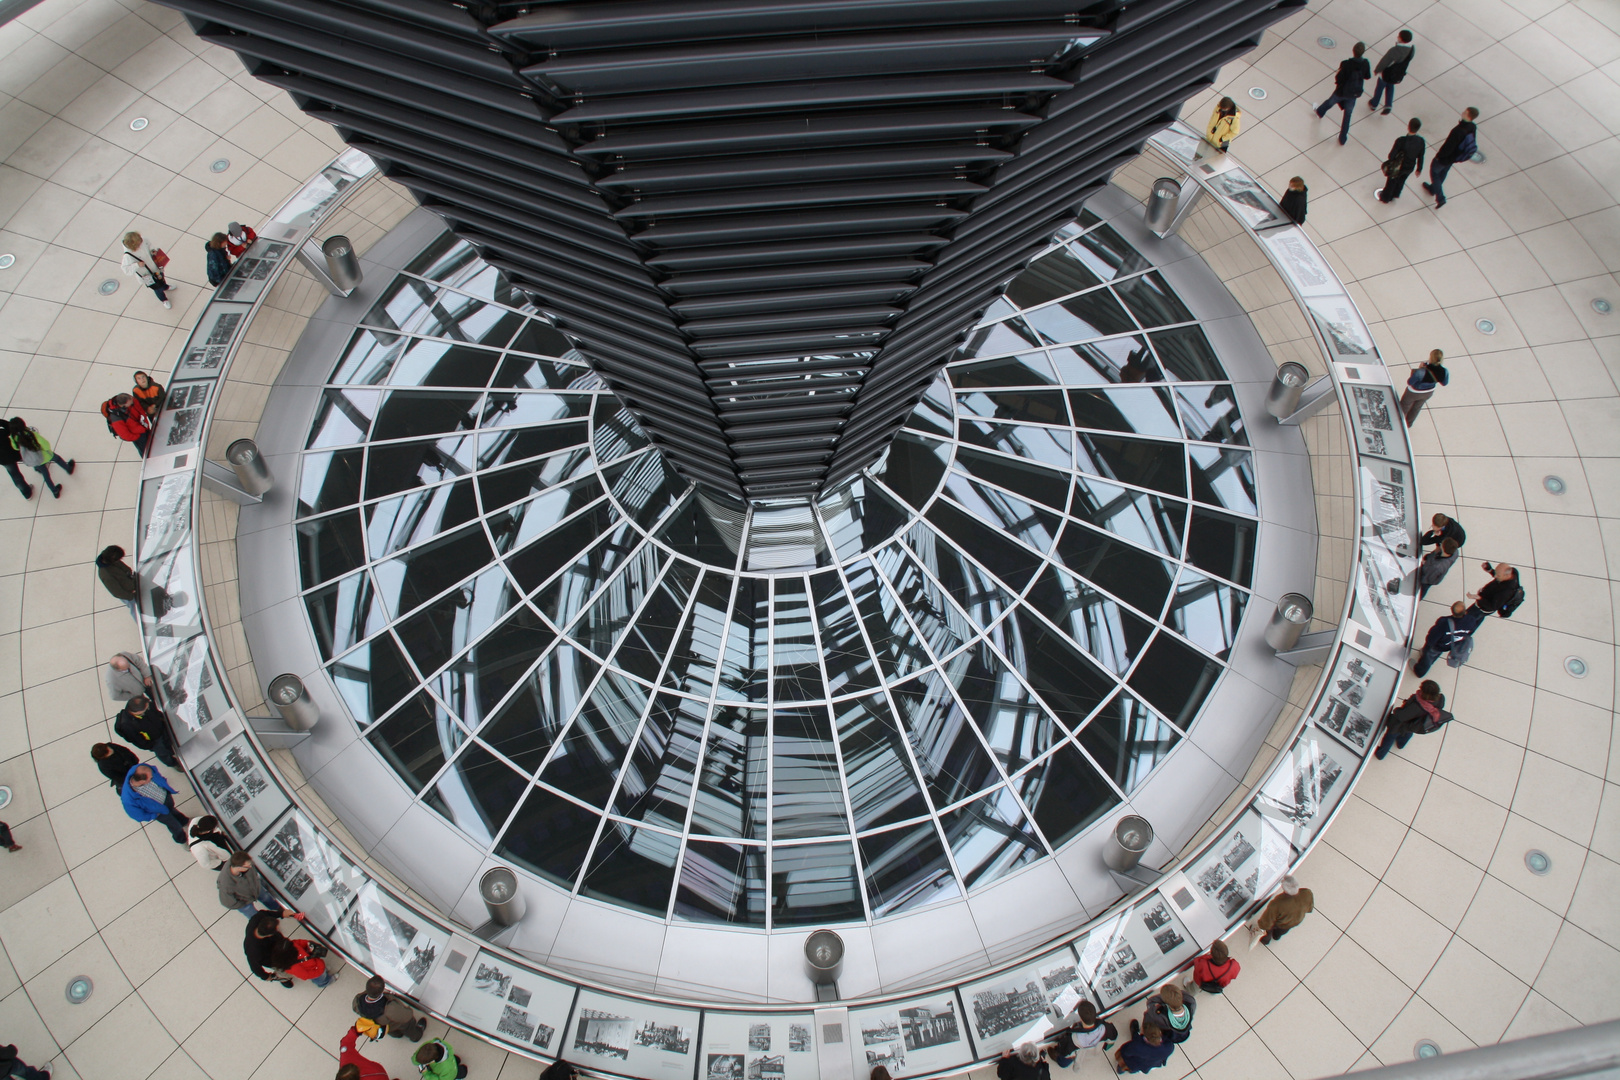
[
  {"x1": 100, "y1": 397, "x2": 130, "y2": 436},
  {"x1": 1497, "y1": 584, "x2": 1525, "y2": 618},
  {"x1": 1336, "y1": 58, "x2": 1367, "y2": 97}
]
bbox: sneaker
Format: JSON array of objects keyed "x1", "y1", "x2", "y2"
[
  {"x1": 49, "y1": 486, "x2": 61, "y2": 499},
  {"x1": 1421, "y1": 182, "x2": 1433, "y2": 194},
  {"x1": 280, "y1": 979, "x2": 295, "y2": 988},
  {"x1": 1435, "y1": 197, "x2": 1445, "y2": 208},
  {"x1": 63, "y1": 459, "x2": 75, "y2": 475},
  {"x1": 1381, "y1": 108, "x2": 1391, "y2": 115},
  {"x1": 1338, "y1": 135, "x2": 1347, "y2": 145},
  {"x1": 162, "y1": 300, "x2": 172, "y2": 309},
  {"x1": 20, "y1": 484, "x2": 32, "y2": 499}
]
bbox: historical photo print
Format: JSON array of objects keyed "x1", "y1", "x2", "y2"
[
  {"x1": 574, "y1": 1010, "x2": 633, "y2": 1061},
  {"x1": 708, "y1": 1055, "x2": 744, "y2": 1080}
]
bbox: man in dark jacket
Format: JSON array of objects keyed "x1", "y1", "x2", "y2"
[
  {"x1": 219, "y1": 850, "x2": 288, "y2": 918},
  {"x1": 354, "y1": 974, "x2": 428, "y2": 1040},
  {"x1": 1316, "y1": 42, "x2": 1371, "y2": 145},
  {"x1": 91, "y1": 741, "x2": 141, "y2": 790},
  {"x1": 115, "y1": 694, "x2": 179, "y2": 768},
  {"x1": 1413, "y1": 601, "x2": 1485, "y2": 676},
  {"x1": 1377, "y1": 118, "x2": 1425, "y2": 203},
  {"x1": 1375, "y1": 680, "x2": 1449, "y2": 759},
  {"x1": 1115, "y1": 1022, "x2": 1173, "y2": 1074},
  {"x1": 1369, "y1": 30, "x2": 1415, "y2": 114},
  {"x1": 0, "y1": 432, "x2": 31, "y2": 499},
  {"x1": 1468, "y1": 561, "x2": 1522, "y2": 618},
  {"x1": 205, "y1": 233, "x2": 233, "y2": 286},
  {"x1": 96, "y1": 544, "x2": 139, "y2": 618},
  {"x1": 1279, "y1": 176, "x2": 1308, "y2": 225},
  {"x1": 1420, "y1": 512, "x2": 1466, "y2": 551},
  {"x1": 1417, "y1": 537, "x2": 1460, "y2": 599},
  {"x1": 245, "y1": 910, "x2": 295, "y2": 987},
  {"x1": 1424, "y1": 108, "x2": 1479, "y2": 209}
]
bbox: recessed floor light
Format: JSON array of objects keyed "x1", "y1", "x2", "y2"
[
  {"x1": 0, "y1": 785, "x2": 11, "y2": 811},
  {"x1": 1594, "y1": 299, "x2": 1613, "y2": 315},
  {"x1": 1414, "y1": 1041, "x2": 1440, "y2": 1059},
  {"x1": 65, "y1": 976, "x2": 93, "y2": 1004},
  {"x1": 130, "y1": 116, "x2": 148, "y2": 131},
  {"x1": 1248, "y1": 86, "x2": 1267, "y2": 100},
  {"x1": 0, "y1": 254, "x2": 12, "y2": 270},
  {"x1": 1565, "y1": 657, "x2": 1587, "y2": 679},
  {"x1": 98, "y1": 279, "x2": 119, "y2": 295},
  {"x1": 1318, "y1": 36, "x2": 1336, "y2": 48},
  {"x1": 1475, "y1": 318, "x2": 1496, "y2": 334},
  {"x1": 210, "y1": 158, "x2": 231, "y2": 173},
  {"x1": 1543, "y1": 475, "x2": 1566, "y2": 494},
  {"x1": 1525, "y1": 850, "x2": 1551, "y2": 875}
]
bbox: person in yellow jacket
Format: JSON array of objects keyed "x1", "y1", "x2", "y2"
[{"x1": 1205, "y1": 97, "x2": 1241, "y2": 152}]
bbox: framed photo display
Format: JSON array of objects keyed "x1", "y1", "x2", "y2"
[
  {"x1": 564, "y1": 989, "x2": 701, "y2": 1077},
  {"x1": 846, "y1": 991, "x2": 973, "y2": 1077},
  {"x1": 700, "y1": 1012, "x2": 818, "y2": 1080},
  {"x1": 249, "y1": 808, "x2": 367, "y2": 933},
  {"x1": 447, "y1": 948, "x2": 576, "y2": 1056},
  {"x1": 192, "y1": 733, "x2": 289, "y2": 846}
]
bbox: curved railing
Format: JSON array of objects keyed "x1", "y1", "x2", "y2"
[{"x1": 133, "y1": 136, "x2": 1419, "y2": 1080}]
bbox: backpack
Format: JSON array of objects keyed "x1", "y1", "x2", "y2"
[
  {"x1": 1418, "y1": 707, "x2": 1454, "y2": 735},
  {"x1": 101, "y1": 397, "x2": 130, "y2": 436},
  {"x1": 1335, "y1": 58, "x2": 1366, "y2": 97},
  {"x1": 1445, "y1": 633, "x2": 1474, "y2": 668},
  {"x1": 354, "y1": 1016, "x2": 384, "y2": 1042},
  {"x1": 1383, "y1": 148, "x2": 1406, "y2": 176},
  {"x1": 1497, "y1": 584, "x2": 1525, "y2": 618},
  {"x1": 1455, "y1": 130, "x2": 1477, "y2": 161}
]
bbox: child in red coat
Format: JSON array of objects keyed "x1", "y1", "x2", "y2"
[
  {"x1": 338, "y1": 1024, "x2": 399, "y2": 1080},
  {"x1": 1186, "y1": 939, "x2": 1240, "y2": 994}
]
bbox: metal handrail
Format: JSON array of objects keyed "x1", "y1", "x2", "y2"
[{"x1": 1334, "y1": 1020, "x2": 1620, "y2": 1080}]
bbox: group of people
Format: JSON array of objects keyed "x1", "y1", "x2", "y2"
[
  {"x1": 104, "y1": 370, "x2": 165, "y2": 457},
  {"x1": 0, "y1": 416, "x2": 74, "y2": 501},
  {"x1": 121, "y1": 221, "x2": 258, "y2": 308}
]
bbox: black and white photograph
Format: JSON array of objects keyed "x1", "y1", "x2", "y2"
[
  {"x1": 497, "y1": 1005, "x2": 535, "y2": 1042},
  {"x1": 1118, "y1": 962, "x2": 1150, "y2": 989},
  {"x1": 1210, "y1": 170, "x2": 1284, "y2": 229},
  {"x1": 788, "y1": 1025, "x2": 810, "y2": 1053},
  {"x1": 900, "y1": 1003, "x2": 959, "y2": 1051},
  {"x1": 708, "y1": 1055, "x2": 744, "y2": 1080},
  {"x1": 634, "y1": 1020, "x2": 692, "y2": 1055},
  {"x1": 447, "y1": 948, "x2": 576, "y2": 1055},
  {"x1": 534, "y1": 1023, "x2": 555, "y2": 1051},
  {"x1": 1260, "y1": 739, "x2": 1347, "y2": 829},
  {"x1": 242, "y1": 769, "x2": 268, "y2": 796},
  {"x1": 970, "y1": 980, "x2": 1048, "y2": 1041},
  {"x1": 1141, "y1": 901, "x2": 1172, "y2": 932},
  {"x1": 197, "y1": 736, "x2": 290, "y2": 848},
  {"x1": 574, "y1": 1010, "x2": 633, "y2": 1061},
  {"x1": 509, "y1": 985, "x2": 532, "y2": 1009},
  {"x1": 748, "y1": 1055, "x2": 785, "y2": 1080},
  {"x1": 1222, "y1": 832, "x2": 1256, "y2": 871},
  {"x1": 402, "y1": 941, "x2": 438, "y2": 986},
  {"x1": 861, "y1": 1018, "x2": 899, "y2": 1047},
  {"x1": 699, "y1": 1013, "x2": 818, "y2": 1080},
  {"x1": 200, "y1": 762, "x2": 232, "y2": 798},
  {"x1": 281, "y1": 867, "x2": 313, "y2": 900},
  {"x1": 474, "y1": 960, "x2": 513, "y2": 1000},
  {"x1": 1153, "y1": 926, "x2": 1186, "y2": 955},
  {"x1": 220, "y1": 786, "x2": 249, "y2": 816},
  {"x1": 1313, "y1": 649, "x2": 1397, "y2": 754},
  {"x1": 749, "y1": 1025, "x2": 770, "y2": 1052},
  {"x1": 865, "y1": 1041, "x2": 903, "y2": 1072},
  {"x1": 849, "y1": 995, "x2": 969, "y2": 1077}
]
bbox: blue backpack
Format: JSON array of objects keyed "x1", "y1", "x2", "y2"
[{"x1": 1455, "y1": 130, "x2": 1478, "y2": 161}]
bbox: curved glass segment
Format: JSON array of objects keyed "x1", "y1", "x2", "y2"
[{"x1": 297, "y1": 224, "x2": 1257, "y2": 926}]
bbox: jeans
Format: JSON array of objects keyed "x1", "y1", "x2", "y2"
[
  {"x1": 1412, "y1": 643, "x2": 1446, "y2": 677},
  {"x1": 151, "y1": 797, "x2": 190, "y2": 843},
  {"x1": 133, "y1": 432, "x2": 150, "y2": 456},
  {"x1": 148, "y1": 278, "x2": 169, "y2": 303},
  {"x1": 1374, "y1": 724, "x2": 1414, "y2": 759},
  {"x1": 3, "y1": 462, "x2": 29, "y2": 496},
  {"x1": 1369, "y1": 77, "x2": 1396, "y2": 110},
  {"x1": 237, "y1": 884, "x2": 287, "y2": 918},
  {"x1": 8, "y1": 1056, "x2": 51, "y2": 1080},
  {"x1": 31, "y1": 460, "x2": 65, "y2": 495},
  {"x1": 1427, "y1": 157, "x2": 1454, "y2": 205},
  {"x1": 144, "y1": 732, "x2": 180, "y2": 769},
  {"x1": 1316, "y1": 93, "x2": 1359, "y2": 142},
  {"x1": 1379, "y1": 168, "x2": 1415, "y2": 202}
]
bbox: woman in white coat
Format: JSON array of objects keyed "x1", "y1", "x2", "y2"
[
  {"x1": 121, "y1": 230, "x2": 172, "y2": 308},
  {"x1": 186, "y1": 815, "x2": 234, "y2": 870}
]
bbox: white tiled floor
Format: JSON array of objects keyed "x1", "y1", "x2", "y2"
[{"x1": 0, "y1": 0, "x2": 1615, "y2": 1078}]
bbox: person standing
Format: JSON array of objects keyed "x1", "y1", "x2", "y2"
[
  {"x1": 1141, "y1": 984, "x2": 1195, "y2": 1045},
  {"x1": 120, "y1": 763, "x2": 189, "y2": 844},
  {"x1": 1423, "y1": 108, "x2": 1479, "y2": 209},
  {"x1": 338, "y1": 1024, "x2": 398, "y2": 1080},
  {"x1": 91, "y1": 742, "x2": 141, "y2": 791},
  {"x1": 218, "y1": 851, "x2": 288, "y2": 918},
  {"x1": 996, "y1": 1044, "x2": 1049, "y2": 1080},
  {"x1": 245, "y1": 910, "x2": 295, "y2": 987},
  {"x1": 412, "y1": 1037, "x2": 466, "y2": 1080},
  {"x1": 1316, "y1": 42, "x2": 1371, "y2": 145},
  {"x1": 106, "y1": 394, "x2": 153, "y2": 456},
  {"x1": 1376, "y1": 117, "x2": 1425, "y2": 203},
  {"x1": 1468, "y1": 561, "x2": 1524, "y2": 619},
  {"x1": 1043, "y1": 1001, "x2": 1114, "y2": 1068},
  {"x1": 0, "y1": 1044, "x2": 50, "y2": 1080},
  {"x1": 225, "y1": 221, "x2": 258, "y2": 258},
  {"x1": 121, "y1": 230, "x2": 172, "y2": 309},
  {"x1": 1369, "y1": 30, "x2": 1415, "y2": 114},
  {"x1": 1186, "y1": 939, "x2": 1240, "y2": 994},
  {"x1": 131, "y1": 371, "x2": 164, "y2": 419},
  {"x1": 1114, "y1": 1022, "x2": 1172, "y2": 1074},
  {"x1": 105, "y1": 651, "x2": 154, "y2": 702},
  {"x1": 354, "y1": 975, "x2": 428, "y2": 1040},
  {"x1": 187, "y1": 815, "x2": 234, "y2": 870},
  {"x1": 114, "y1": 694, "x2": 180, "y2": 769},
  {"x1": 205, "y1": 232, "x2": 233, "y2": 287},
  {"x1": 1375, "y1": 679, "x2": 1451, "y2": 759},
  {"x1": 0, "y1": 821, "x2": 21, "y2": 852},
  {"x1": 9, "y1": 418, "x2": 74, "y2": 499},
  {"x1": 1249, "y1": 876, "x2": 1313, "y2": 946},
  {"x1": 96, "y1": 545, "x2": 140, "y2": 618},
  {"x1": 1205, "y1": 97, "x2": 1241, "y2": 153},
  {"x1": 1420, "y1": 512, "x2": 1466, "y2": 552},
  {"x1": 1400, "y1": 349, "x2": 1447, "y2": 423},
  {"x1": 1417, "y1": 537, "x2": 1460, "y2": 599},
  {"x1": 1279, "y1": 176, "x2": 1308, "y2": 225},
  {"x1": 0, "y1": 430, "x2": 31, "y2": 500},
  {"x1": 1413, "y1": 601, "x2": 1484, "y2": 676}
]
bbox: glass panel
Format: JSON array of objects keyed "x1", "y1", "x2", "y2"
[
  {"x1": 530, "y1": 518, "x2": 637, "y2": 625},
  {"x1": 1023, "y1": 566, "x2": 1152, "y2": 676},
  {"x1": 1150, "y1": 327, "x2": 1226, "y2": 381},
  {"x1": 1175, "y1": 385, "x2": 1247, "y2": 446},
  {"x1": 868, "y1": 431, "x2": 949, "y2": 511},
  {"x1": 833, "y1": 694, "x2": 928, "y2": 831},
  {"x1": 951, "y1": 448, "x2": 1070, "y2": 514},
  {"x1": 924, "y1": 500, "x2": 1043, "y2": 594},
  {"x1": 1004, "y1": 245, "x2": 1103, "y2": 308},
  {"x1": 673, "y1": 839, "x2": 767, "y2": 925},
  {"x1": 1077, "y1": 691, "x2": 1180, "y2": 795},
  {"x1": 386, "y1": 340, "x2": 501, "y2": 388},
  {"x1": 716, "y1": 577, "x2": 769, "y2": 703},
  {"x1": 370, "y1": 390, "x2": 481, "y2": 443},
  {"x1": 613, "y1": 561, "x2": 697, "y2": 683},
  {"x1": 363, "y1": 436, "x2": 476, "y2": 502},
  {"x1": 1008, "y1": 610, "x2": 1118, "y2": 731},
  {"x1": 889, "y1": 672, "x2": 1000, "y2": 809},
  {"x1": 1022, "y1": 290, "x2": 1137, "y2": 345},
  {"x1": 845, "y1": 560, "x2": 929, "y2": 682},
  {"x1": 1127, "y1": 632, "x2": 1223, "y2": 728},
  {"x1": 956, "y1": 419, "x2": 1070, "y2": 470},
  {"x1": 603, "y1": 449, "x2": 688, "y2": 532},
  {"x1": 939, "y1": 787, "x2": 1043, "y2": 888},
  {"x1": 394, "y1": 564, "x2": 520, "y2": 683},
  {"x1": 904, "y1": 521, "x2": 1015, "y2": 629},
  {"x1": 771, "y1": 842, "x2": 863, "y2": 926},
  {"x1": 307, "y1": 388, "x2": 380, "y2": 449},
  {"x1": 1070, "y1": 477, "x2": 1185, "y2": 557},
  {"x1": 495, "y1": 355, "x2": 592, "y2": 393},
  {"x1": 364, "y1": 480, "x2": 478, "y2": 558},
  {"x1": 874, "y1": 546, "x2": 972, "y2": 662},
  {"x1": 1049, "y1": 334, "x2": 1162, "y2": 385},
  {"x1": 466, "y1": 602, "x2": 557, "y2": 723},
  {"x1": 497, "y1": 784, "x2": 599, "y2": 887},
  {"x1": 1164, "y1": 568, "x2": 1248, "y2": 660},
  {"x1": 1021, "y1": 741, "x2": 1119, "y2": 849},
  {"x1": 475, "y1": 419, "x2": 589, "y2": 472},
  {"x1": 902, "y1": 375, "x2": 955, "y2": 438},
  {"x1": 1075, "y1": 433, "x2": 1186, "y2": 498},
  {"x1": 811, "y1": 571, "x2": 880, "y2": 697},
  {"x1": 580, "y1": 820, "x2": 680, "y2": 916},
  {"x1": 593, "y1": 399, "x2": 650, "y2": 461},
  {"x1": 960, "y1": 317, "x2": 1043, "y2": 359},
  {"x1": 1067, "y1": 388, "x2": 1181, "y2": 438},
  {"x1": 941, "y1": 641, "x2": 1061, "y2": 773},
  {"x1": 1052, "y1": 519, "x2": 1177, "y2": 618},
  {"x1": 1185, "y1": 507, "x2": 1256, "y2": 588},
  {"x1": 331, "y1": 634, "x2": 417, "y2": 727},
  {"x1": 1113, "y1": 272, "x2": 1193, "y2": 328},
  {"x1": 1072, "y1": 225, "x2": 1149, "y2": 280},
  {"x1": 948, "y1": 353, "x2": 1058, "y2": 388},
  {"x1": 479, "y1": 644, "x2": 597, "y2": 773},
  {"x1": 816, "y1": 478, "x2": 909, "y2": 567},
  {"x1": 298, "y1": 448, "x2": 363, "y2": 516},
  {"x1": 772, "y1": 707, "x2": 850, "y2": 839},
  {"x1": 859, "y1": 821, "x2": 960, "y2": 918},
  {"x1": 690, "y1": 706, "x2": 769, "y2": 839},
  {"x1": 662, "y1": 572, "x2": 731, "y2": 696},
  {"x1": 956, "y1": 389, "x2": 1067, "y2": 427},
  {"x1": 304, "y1": 571, "x2": 380, "y2": 661},
  {"x1": 568, "y1": 541, "x2": 665, "y2": 661},
  {"x1": 537, "y1": 671, "x2": 647, "y2": 809},
  {"x1": 330, "y1": 328, "x2": 406, "y2": 385},
  {"x1": 431, "y1": 741, "x2": 528, "y2": 843},
  {"x1": 298, "y1": 511, "x2": 364, "y2": 589},
  {"x1": 478, "y1": 392, "x2": 591, "y2": 430},
  {"x1": 370, "y1": 521, "x2": 495, "y2": 619},
  {"x1": 477, "y1": 448, "x2": 595, "y2": 515},
  {"x1": 1188, "y1": 445, "x2": 1257, "y2": 514},
  {"x1": 614, "y1": 692, "x2": 706, "y2": 831},
  {"x1": 771, "y1": 577, "x2": 825, "y2": 702},
  {"x1": 656, "y1": 491, "x2": 739, "y2": 569},
  {"x1": 368, "y1": 690, "x2": 458, "y2": 792}
]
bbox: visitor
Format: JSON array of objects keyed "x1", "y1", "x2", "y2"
[{"x1": 1249, "y1": 876, "x2": 1313, "y2": 946}]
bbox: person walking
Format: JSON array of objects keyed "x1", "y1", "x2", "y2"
[
  {"x1": 91, "y1": 742, "x2": 141, "y2": 791},
  {"x1": 1316, "y1": 42, "x2": 1371, "y2": 145},
  {"x1": 1417, "y1": 537, "x2": 1460, "y2": 598},
  {"x1": 120, "y1": 763, "x2": 189, "y2": 844},
  {"x1": 106, "y1": 394, "x2": 153, "y2": 456},
  {"x1": 1400, "y1": 349, "x2": 1447, "y2": 423},
  {"x1": 121, "y1": 230, "x2": 172, "y2": 309},
  {"x1": 1369, "y1": 30, "x2": 1415, "y2": 114},
  {"x1": 1042, "y1": 1001, "x2": 1114, "y2": 1067},
  {"x1": 0, "y1": 429, "x2": 32, "y2": 500},
  {"x1": 0, "y1": 821, "x2": 21, "y2": 853},
  {"x1": 1376, "y1": 118, "x2": 1425, "y2": 203},
  {"x1": 9, "y1": 418, "x2": 74, "y2": 499},
  {"x1": 0, "y1": 1044, "x2": 50, "y2": 1080},
  {"x1": 131, "y1": 371, "x2": 164, "y2": 419},
  {"x1": 338, "y1": 1023, "x2": 399, "y2": 1080},
  {"x1": 205, "y1": 232, "x2": 233, "y2": 287},
  {"x1": 354, "y1": 975, "x2": 428, "y2": 1041},
  {"x1": 413, "y1": 1036, "x2": 467, "y2": 1080},
  {"x1": 1279, "y1": 176, "x2": 1308, "y2": 225},
  {"x1": 1423, "y1": 108, "x2": 1479, "y2": 209},
  {"x1": 1249, "y1": 876, "x2": 1313, "y2": 946},
  {"x1": 224, "y1": 221, "x2": 257, "y2": 258},
  {"x1": 1375, "y1": 679, "x2": 1452, "y2": 759},
  {"x1": 219, "y1": 851, "x2": 288, "y2": 918},
  {"x1": 105, "y1": 651, "x2": 154, "y2": 702},
  {"x1": 1114, "y1": 1022, "x2": 1172, "y2": 1074},
  {"x1": 1467, "y1": 561, "x2": 1524, "y2": 619},
  {"x1": 1412, "y1": 601, "x2": 1484, "y2": 676},
  {"x1": 1186, "y1": 939, "x2": 1240, "y2": 994},
  {"x1": 187, "y1": 815, "x2": 234, "y2": 870},
  {"x1": 1141, "y1": 984, "x2": 1195, "y2": 1045},
  {"x1": 1420, "y1": 512, "x2": 1466, "y2": 552},
  {"x1": 115, "y1": 694, "x2": 180, "y2": 769},
  {"x1": 1205, "y1": 96, "x2": 1241, "y2": 153}
]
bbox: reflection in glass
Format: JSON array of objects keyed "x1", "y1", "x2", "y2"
[
  {"x1": 940, "y1": 787, "x2": 1043, "y2": 888},
  {"x1": 1070, "y1": 476, "x2": 1185, "y2": 557},
  {"x1": 772, "y1": 707, "x2": 850, "y2": 839},
  {"x1": 1004, "y1": 245, "x2": 1103, "y2": 308},
  {"x1": 1024, "y1": 565, "x2": 1152, "y2": 676},
  {"x1": 834, "y1": 695, "x2": 928, "y2": 831},
  {"x1": 1075, "y1": 433, "x2": 1186, "y2": 498},
  {"x1": 538, "y1": 671, "x2": 648, "y2": 809},
  {"x1": 1113, "y1": 271, "x2": 1193, "y2": 328},
  {"x1": 949, "y1": 353, "x2": 1057, "y2": 388},
  {"x1": 859, "y1": 821, "x2": 960, "y2": 918},
  {"x1": 1052, "y1": 520, "x2": 1176, "y2": 618},
  {"x1": 691, "y1": 706, "x2": 769, "y2": 839},
  {"x1": 368, "y1": 690, "x2": 459, "y2": 793},
  {"x1": 771, "y1": 842, "x2": 863, "y2": 926},
  {"x1": 1078, "y1": 692, "x2": 1180, "y2": 795},
  {"x1": 480, "y1": 644, "x2": 596, "y2": 774},
  {"x1": 1175, "y1": 385, "x2": 1247, "y2": 445},
  {"x1": 1067, "y1": 387, "x2": 1181, "y2": 438},
  {"x1": 581, "y1": 821, "x2": 680, "y2": 916},
  {"x1": 890, "y1": 672, "x2": 1000, "y2": 809},
  {"x1": 1164, "y1": 568, "x2": 1248, "y2": 660},
  {"x1": 943, "y1": 641, "x2": 1060, "y2": 773},
  {"x1": 1127, "y1": 632, "x2": 1224, "y2": 729},
  {"x1": 1150, "y1": 327, "x2": 1225, "y2": 381},
  {"x1": 1019, "y1": 741, "x2": 1120, "y2": 848},
  {"x1": 674, "y1": 839, "x2": 767, "y2": 925},
  {"x1": 1049, "y1": 334, "x2": 1161, "y2": 385},
  {"x1": 431, "y1": 741, "x2": 529, "y2": 843},
  {"x1": 1188, "y1": 445, "x2": 1257, "y2": 514},
  {"x1": 614, "y1": 692, "x2": 705, "y2": 831},
  {"x1": 1022, "y1": 290, "x2": 1137, "y2": 346},
  {"x1": 497, "y1": 784, "x2": 601, "y2": 887}
]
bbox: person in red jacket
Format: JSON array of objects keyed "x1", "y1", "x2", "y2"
[
  {"x1": 338, "y1": 1024, "x2": 399, "y2": 1080},
  {"x1": 107, "y1": 394, "x2": 152, "y2": 456},
  {"x1": 1186, "y1": 938, "x2": 1240, "y2": 994},
  {"x1": 225, "y1": 221, "x2": 258, "y2": 258}
]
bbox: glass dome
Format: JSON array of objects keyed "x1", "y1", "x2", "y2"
[{"x1": 293, "y1": 213, "x2": 1257, "y2": 929}]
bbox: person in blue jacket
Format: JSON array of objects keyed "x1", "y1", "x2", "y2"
[
  {"x1": 205, "y1": 232, "x2": 233, "y2": 286},
  {"x1": 120, "y1": 763, "x2": 190, "y2": 844},
  {"x1": 1413, "y1": 601, "x2": 1484, "y2": 676}
]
